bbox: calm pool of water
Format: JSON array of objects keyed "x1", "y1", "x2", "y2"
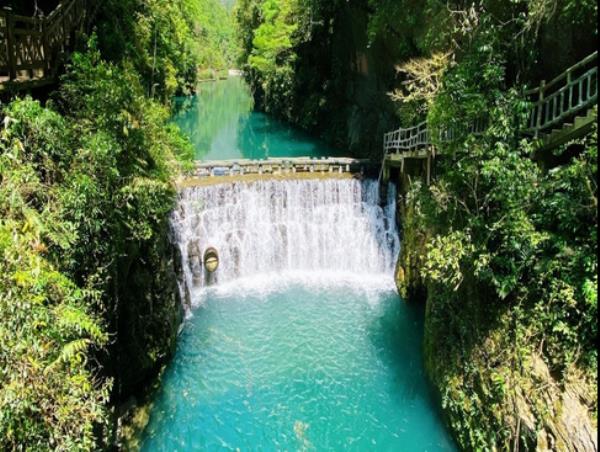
[
  {"x1": 140, "y1": 277, "x2": 455, "y2": 451},
  {"x1": 172, "y1": 77, "x2": 341, "y2": 161}
]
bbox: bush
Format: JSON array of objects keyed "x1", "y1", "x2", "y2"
[
  {"x1": 0, "y1": 46, "x2": 192, "y2": 449},
  {"x1": 95, "y1": 0, "x2": 238, "y2": 100},
  {"x1": 0, "y1": 101, "x2": 111, "y2": 450}
]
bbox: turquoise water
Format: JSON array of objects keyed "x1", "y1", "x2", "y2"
[
  {"x1": 172, "y1": 77, "x2": 341, "y2": 161},
  {"x1": 141, "y1": 78, "x2": 456, "y2": 450},
  {"x1": 140, "y1": 278, "x2": 455, "y2": 451}
]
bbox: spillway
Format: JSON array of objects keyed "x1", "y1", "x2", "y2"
[{"x1": 171, "y1": 177, "x2": 400, "y2": 306}]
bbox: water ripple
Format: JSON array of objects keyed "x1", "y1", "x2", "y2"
[{"x1": 140, "y1": 280, "x2": 456, "y2": 451}]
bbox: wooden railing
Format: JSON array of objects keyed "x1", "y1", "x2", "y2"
[
  {"x1": 383, "y1": 117, "x2": 488, "y2": 153},
  {"x1": 383, "y1": 121, "x2": 430, "y2": 153},
  {"x1": 0, "y1": 0, "x2": 85, "y2": 87},
  {"x1": 524, "y1": 51, "x2": 598, "y2": 136},
  {"x1": 383, "y1": 52, "x2": 598, "y2": 154}
]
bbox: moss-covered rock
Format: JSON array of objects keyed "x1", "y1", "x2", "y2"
[
  {"x1": 115, "y1": 225, "x2": 184, "y2": 398},
  {"x1": 395, "y1": 190, "x2": 428, "y2": 302},
  {"x1": 398, "y1": 181, "x2": 598, "y2": 451}
]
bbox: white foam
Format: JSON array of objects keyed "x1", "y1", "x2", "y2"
[
  {"x1": 190, "y1": 271, "x2": 398, "y2": 307},
  {"x1": 171, "y1": 178, "x2": 400, "y2": 310}
]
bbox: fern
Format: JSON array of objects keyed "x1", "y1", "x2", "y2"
[
  {"x1": 45, "y1": 339, "x2": 91, "y2": 374},
  {"x1": 54, "y1": 305, "x2": 107, "y2": 344}
]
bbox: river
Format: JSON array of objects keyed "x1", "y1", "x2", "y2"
[
  {"x1": 171, "y1": 77, "x2": 342, "y2": 160},
  {"x1": 138, "y1": 76, "x2": 455, "y2": 451}
]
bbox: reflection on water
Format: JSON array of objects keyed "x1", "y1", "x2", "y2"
[{"x1": 172, "y1": 77, "x2": 341, "y2": 161}]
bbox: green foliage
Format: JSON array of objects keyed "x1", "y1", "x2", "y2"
[
  {"x1": 237, "y1": 0, "x2": 596, "y2": 156},
  {"x1": 398, "y1": 19, "x2": 598, "y2": 446},
  {"x1": 247, "y1": 0, "x2": 299, "y2": 74},
  {"x1": 421, "y1": 6, "x2": 597, "y2": 374},
  {"x1": 1, "y1": 0, "x2": 217, "y2": 448},
  {"x1": 366, "y1": 0, "x2": 452, "y2": 52},
  {"x1": 0, "y1": 105, "x2": 111, "y2": 450},
  {"x1": 531, "y1": 122, "x2": 598, "y2": 373},
  {"x1": 235, "y1": 0, "x2": 264, "y2": 64},
  {"x1": 96, "y1": 0, "x2": 238, "y2": 100},
  {"x1": 0, "y1": 45, "x2": 192, "y2": 448},
  {"x1": 235, "y1": 0, "x2": 309, "y2": 117}
]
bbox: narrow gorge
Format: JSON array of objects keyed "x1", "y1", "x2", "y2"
[
  {"x1": 0, "y1": 1, "x2": 596, "y2": 451},
  {"x1": 135, "y1": 78, "x2": 456, "y2": 450}
]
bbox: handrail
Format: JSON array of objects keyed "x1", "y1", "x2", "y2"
[
  {"x1": 0, "y1": 0, "x2": 84, "y2": 87},
  {"x1": 383, "y1": 52, "x2": 598, "y2": 154},
  {"x1": 46, "y1": 1, "x2": 68, "y2": 23},
  {"x1": 383, "y1": 121, "x2": 429, "y2": 152},
  {"x1": 525, "y1": 53, "x2": 598, "y2": 135},
  {"x1": 524, "y1": 51, "x2": 598, "y2": 96},
  {"x1": 4, "y1": 13, "x2": 44, "y2": 23},
  {"x1": 383, "y1": 117, "x2": 488, "y2": 153}
]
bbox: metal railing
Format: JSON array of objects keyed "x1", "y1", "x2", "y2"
[
  {"x1": 383, "y1": 117, "x2": 488, "y2": 154},
  {"x1": 383, "y1": 52, "x2": 598, "y2": 155},
  {"x1": 383, "y1": 121, "x2": 430, "y2": 153}
]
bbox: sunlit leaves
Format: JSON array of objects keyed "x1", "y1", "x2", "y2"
[
  {"x1": 96, "y1": 0, "x2": 238, "y2": 99},
  {"x1": 0, "y1": 44, "x2": 192, "y2": 448}
]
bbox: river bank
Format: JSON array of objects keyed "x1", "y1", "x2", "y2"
[{"x1": 236, "y1": 2, "x2": 598, "y2": 449}]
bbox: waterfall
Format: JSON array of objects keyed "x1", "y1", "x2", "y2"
[{"x1": 171, "y1": 178, "x2": 399, "y2": 306}]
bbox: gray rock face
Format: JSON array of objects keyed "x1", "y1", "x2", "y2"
[
  {"x1": 187, "y1": 239, "x2": 203, "y2": 285},
  {"x1": 527, "y1": 355, "x2": 598, "y2": 452}
]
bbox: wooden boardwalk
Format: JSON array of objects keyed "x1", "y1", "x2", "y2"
[
  {"x1": 381, "y1": 51, "x2": 598, "y2": 181},
  {"x1": 0, "y1": 0, "x2": 85, "y2": 92}
]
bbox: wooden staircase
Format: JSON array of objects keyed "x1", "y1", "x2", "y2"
[{"x1": 536, "y1": 107, "x2": 596, "y2": 153}]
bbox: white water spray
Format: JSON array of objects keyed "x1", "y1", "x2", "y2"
[{"x1": 171, "y1": 178, "x2": 399, "y2": 306}]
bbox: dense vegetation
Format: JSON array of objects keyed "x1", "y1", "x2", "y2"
[
  {"x1": 235, "y1": 0, "x2": 389, "y2": 152},
  {"x1": 238, "y1": 0, "x2": 597, "y2": 450},
  {"x1": 411, "y1": 118, "x2": 597, "y2": 450},
  {"x1": 236, "y1": 0, "x2": 596, "y2": 156},
  {"x1": 96, "y1": 0, "x2": 238, "y2": 100},
  {"x1": 0, "y1": 49, "x2": 187, "y2": 449},
  {"x1": 1, "y1": 0, "x2": 597, "y2": 449},
  {"x1": 393, "y1": 3, "x2": 597, "y2": 450},
  {"x1": 0, "y1": 0, "x2": 236, "y2": 448}
]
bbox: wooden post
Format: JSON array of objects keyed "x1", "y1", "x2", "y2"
[
  {"x1": 567, "y1": 71, "x2": 573, "y2": 110},
  {"x1": 426, "y1": 151, "x2": 432, "y2": 185},
  {"x1": 3, "y1": 7, "x2": 16, "y2": 81},
  {"x1": 382, "y1": 162, "x2": 389, "y2": 185},
  {"x1": 79, "y1": 0, "x2": 86, "y2": 33},
  {"x1": 29, "y1": 19, "x2": 38, "y2": 80},
  {"x1": 535, "y1": 80, "x2": 546, "y2": 138},
  {"x1": 42, "y1": 16, "x2": 51, "y2": 76},
  {"x1": 380, "y1": 162, "x2": 389, "y2": 205}
]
